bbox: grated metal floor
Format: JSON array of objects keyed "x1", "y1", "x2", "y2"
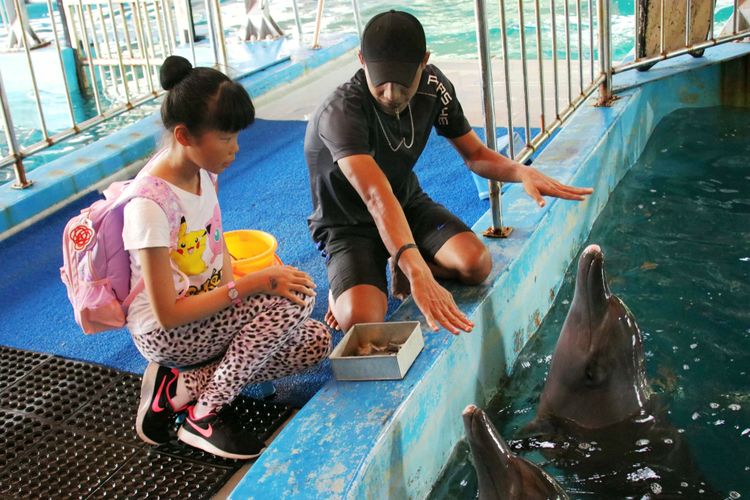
[{"x1": 0, "y1": 346, "x2": 291, "y2": 499}]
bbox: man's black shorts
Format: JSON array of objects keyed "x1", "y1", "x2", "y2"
[{"x1": 320, "y1": 193, "x2": 472, "y2": 300}]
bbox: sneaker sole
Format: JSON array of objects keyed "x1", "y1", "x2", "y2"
[
  {"x1": 135, "y1": 362, "x2": 162, "y2": 446},
  {"x1": 177, "y1": 427, "x2": 264, "y2": 460}
]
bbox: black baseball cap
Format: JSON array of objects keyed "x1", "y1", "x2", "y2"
[{"x1": 361, "y1": 10, "x2": 426, "y2": 88}]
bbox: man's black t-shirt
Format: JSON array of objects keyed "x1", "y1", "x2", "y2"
[{"x1": 304, "y1": 64, "x2": 472, "y2": 244}]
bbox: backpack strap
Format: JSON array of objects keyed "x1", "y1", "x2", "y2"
[{"x1": 119, "y1": 176, "x2": 190, "y2": 311}]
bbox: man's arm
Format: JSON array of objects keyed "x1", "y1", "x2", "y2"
[
  {"x1": 450, "y1": 130, "x2": 593, "y2": 207},
  {"x1": 337, "y1": 154, "x2": 473, "y2": 334}
]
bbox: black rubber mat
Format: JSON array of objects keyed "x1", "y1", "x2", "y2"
[{"x1": 0, "y1": 346, "x2": 293, "y2": 499}]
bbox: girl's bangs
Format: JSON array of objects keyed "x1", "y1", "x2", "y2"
[{"x1": 210, "y1": 83, "x2": 255, "y2": 133}]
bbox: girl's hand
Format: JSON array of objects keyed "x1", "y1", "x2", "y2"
[{"x1": 241, "y1": 265, "x2": 316, "y2": 306}]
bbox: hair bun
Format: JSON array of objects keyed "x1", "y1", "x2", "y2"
[{"x1": 160, "y1": 55, "x2": 193, "y2": 90}]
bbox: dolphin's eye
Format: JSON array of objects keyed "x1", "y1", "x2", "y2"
[{"x1": 584, "y1": 362, "x2": 601, "y2": 385}]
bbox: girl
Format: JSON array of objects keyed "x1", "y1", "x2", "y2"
[{"x1": 123, "y1": 55, "x2": 331, "y2": 459}]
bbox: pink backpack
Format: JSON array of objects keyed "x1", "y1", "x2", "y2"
[{"x1": 60, "y1": 173, "x2": 183, "y2": 334}]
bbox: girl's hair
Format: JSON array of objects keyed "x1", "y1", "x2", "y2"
[{"x1": 159, "y1": 55, "x2": 255, "y2": 135}]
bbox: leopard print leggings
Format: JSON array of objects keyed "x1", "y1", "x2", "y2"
[{"x1": 131, "y1": 291, "x2": 331, "y2": 410}]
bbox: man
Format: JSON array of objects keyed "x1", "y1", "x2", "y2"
[{"x1": 304, "y1": 10, "x2": 592, "y2": 335}]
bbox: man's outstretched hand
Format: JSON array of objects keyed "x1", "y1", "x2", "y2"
[
  {"x1": 409, "y1": 272, "x2": 473, "y2": 335},
  {"x1": 519, "y1": 167, "x2": 593, "y2": 207}
]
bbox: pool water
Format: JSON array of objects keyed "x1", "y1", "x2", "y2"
[{"x1": 429, "y1": 105, "x2": 750, "y2": 498}]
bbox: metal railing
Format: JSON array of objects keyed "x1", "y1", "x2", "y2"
[
  {"x1": 473, "y1": 0, "x2": 750, "y2": 237},
  {"x1": 0, "y1": 0, "x2": 362, "y2": 189},
  {"x1": 1, "y1": 0, "x2": 193, "y2": 188},
  {"x1": 474, "y1": 0, "x2": 606, "y2": 236},
  {"x1": 2, "y1": 0, "x2": 749, "y2": 196}
]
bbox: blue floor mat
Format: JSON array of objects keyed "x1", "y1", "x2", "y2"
[{"x1": 0, "y1": 119, "x2": 488, "y2": 406}]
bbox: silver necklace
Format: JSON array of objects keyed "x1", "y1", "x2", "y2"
[{"x1": 373, "y1": 103, "x2": 415, "y2": 152}]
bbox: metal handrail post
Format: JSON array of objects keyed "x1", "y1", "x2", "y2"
[
  {"x1": 517, "y1": 0, "x2": 531, "y2": 146},
  {"x1": 596, "y1": 0, "x2": 612, "y2": 105},
  {"x1": 46, "y1": 0, "x2": 77, "y2": 128},
  {"x1": 85, "y1": 4, "x2": 107, "y2": 89},
  {"x1": 499, "y1": 0, "x2": 514, "y2": 158},
  {"x1": 0, "y1": 72, "x2": 31, "y2": 188},
  {"x1": 211, "y1": 0, "x2": 228, "y2": 70},
  {"x1": 12, "y1": 0, "x2": 49, "y2": 143},
  {"x1": 203, "y1": 0, "x2": 219, "y2": 66},
  {"x1": 117, "y1": 3, "x2": 141, "y2": 94},
  {"x1": 659, "y1": 0, "x2": 665, "y2": 54},
  {"x1": 311, "y1": 0, "x2": 324, "y2": 49},
  {"x1": 182, "y1": 0, "x2": 197, "y2": 65},
  {"x1": 550, "y1": 0, "x2": 560, "y2": 119},
  {"x1": 474, "y1": 0, "x2": 509, "y2": 238},
  {"x1": 588, "y1": 0, "x2": 594, "y2": 81},
  {"x1": 533, "y1": 0, "x2": 546, "y2": 131},
  {"x1": 564, "y1": 0, "x2": 572, "y2": 104},
  {"x1": 614, "y1": 28, "x2": 750, "y2": 73},
  {"x1": 576, "y1": 0, "x2": 583, "y2": 93},
  {"x1": 290, "y1": 0, "x2": 303, "y2": 41},
  {"x1": 161, "y1": 0, "x2": 178, "y2": 53},
  {"x1": 152, "y1": 0, "x2": 170, "y2": 61},
  {"x1": 132, "y1": 0, "x2": 156, "y2": 93},
  {"x1": 107, "y1": 0, "x2": 132, "y2": 105},
  {"x1": 350, "y1": 0, "x2": 362, "y2": 37}
]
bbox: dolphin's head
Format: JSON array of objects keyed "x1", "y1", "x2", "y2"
[
  {"x1": 463, "y1": 405, "x2": 568, "y2": 500},
  {"x1": 537, "y1": 245, "x2": 651, "y2": 429}
]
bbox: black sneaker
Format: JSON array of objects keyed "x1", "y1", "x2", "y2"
[
  {"x1": 177, "y1": 405, "x2": 266, "y2": 459},
  {"x1": 135, "y1": 363, "x2": 186, "y2": 445}
]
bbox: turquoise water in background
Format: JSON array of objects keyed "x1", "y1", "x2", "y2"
[
  {"x1": 430, "y1": 105, "x2": 750, "y2": 498},
  {"x1": 0, "y1": 0, "x2": 737, "y2": 182},
  {"x1": 272, "y1": 0, "x2": 734, "y2": 61}
]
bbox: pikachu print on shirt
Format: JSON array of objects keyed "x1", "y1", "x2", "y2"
[
  {"x1": 171, "y1": 217, "x2": 210, "y2": 275},
  {"x1": 169, "y1": 212, "x2": 225, "y2": 297}
]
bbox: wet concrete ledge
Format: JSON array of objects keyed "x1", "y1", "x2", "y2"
[{"x1": 231, "y1": 44, "x2": 750, "y2": 498}]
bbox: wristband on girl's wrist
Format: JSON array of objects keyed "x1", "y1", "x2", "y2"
[
  {"x1": 227, "y1": 280, "x2": 242, "y2": 307},
  {"x1": 393, "y1": 243, "x2": 418, "y2": 270}
]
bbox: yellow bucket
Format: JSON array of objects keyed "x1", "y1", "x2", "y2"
[{"x1": 224, "y1": 230, "x2": 280, "y2": 277}]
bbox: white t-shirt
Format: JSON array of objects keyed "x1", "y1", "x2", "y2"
[{"x1": 122, "y1": 169, "x2": 225, "y2": 334}]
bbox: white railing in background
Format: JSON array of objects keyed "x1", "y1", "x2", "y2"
[
  {"x1": 473, "y1": 0, "x2": 750, "y2": 238},
  {"x1": 0, "y1": 0, "x2": 361, "y2": 189},
  {"x1": 474, "y1": 0, "x2": 607, "y2": 237}
]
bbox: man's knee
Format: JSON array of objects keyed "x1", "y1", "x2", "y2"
[
  {"x1": 334, "y1": 304, "x2": 386, "y2": 333},
  {"x1": 456, "y1": 244, "x2": 492, "y2": 285},
  {"x1": 331, "y1": 286, "x2": 387, "y2": 332}
]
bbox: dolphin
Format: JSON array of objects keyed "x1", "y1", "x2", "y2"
[
  {"x1": 522, "y1": 244, "x2": 715, "y2": 496},
  {"x1": 462, "y1": 404, "x2": 568, "y2": 500},
  {"x1": 535, "y1": 243, "x2": 651, "y2": 428}
]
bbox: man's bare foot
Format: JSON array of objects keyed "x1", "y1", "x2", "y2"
[{"x1": 389, "y1": 257, "x2": 411, "y2": 301}]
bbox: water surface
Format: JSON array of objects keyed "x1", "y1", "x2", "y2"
[{"x1": 431, "y1": 105, "x2": 750, "y2": 498}]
